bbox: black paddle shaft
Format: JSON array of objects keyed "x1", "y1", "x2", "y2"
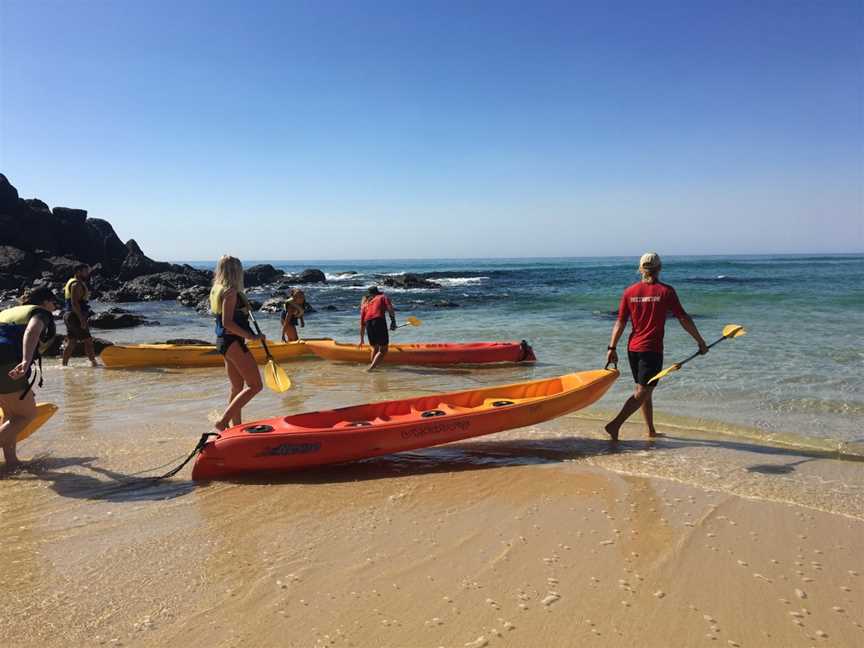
[
  {"x1": 247, "y1": 313, "x2": 274, "y2": 361},
  {"x1": 675, "y1": 332, "x2": 735, "y2": 369}
]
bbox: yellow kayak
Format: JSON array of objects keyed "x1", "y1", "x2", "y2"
[
  {"x1": 0, "y1": 403, "x2": 59, "y2": 443},
  {"x1": 101, "y1": 339, "x2": 331, "y2": 369}
]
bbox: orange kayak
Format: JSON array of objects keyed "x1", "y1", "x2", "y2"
[
  {"x1": 192, "y1": 368, "x2": 618, "y2": 480},
  {"x1": 304, "y1": 340, "x2": 536, "y2": 365},
  {"x1": 101, "y1": 339, "x2": 330, "y2": 368}
]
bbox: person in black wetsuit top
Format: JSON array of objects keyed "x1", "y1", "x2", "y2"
[{"x1": 209, "y1": 255, "x2": 265, "y2": 432}]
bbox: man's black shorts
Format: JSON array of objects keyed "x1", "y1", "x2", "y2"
[
  {"x1": 628, "y1": 350, "x2": 663, "y2": 386},
  {"x1": 365, "y1": 317, "x2": 389, "y2": 347}
]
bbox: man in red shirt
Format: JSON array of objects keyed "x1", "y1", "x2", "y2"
[
  {"x1": 360, "y1": 286, "x2": 397, "y2": 371},
  {"x1": 604, "y1": 253, "x2": 708, "y2": 441}
]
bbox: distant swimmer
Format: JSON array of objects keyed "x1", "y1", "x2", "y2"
[
  {"x1": 0, "y1": 287, "x2": 58, "y2": 472},
  {"x1": 62, "y1": 264, "x2": 99, "y2": 367},
  {"x1": 359, "y1": 286, "x2": 397, "y2": 372},
  {"x1": 210, "y1": 255, "x2": 265, "y2": 432},
  {"x1": 604, "y1": 252, "x2": 708, "y2": 441},
  {"x1": 280, "y1": 289, "x2": 306, "y2": 342}
]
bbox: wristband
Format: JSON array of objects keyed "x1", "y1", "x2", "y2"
[{"x1": 607, "y1": 346, "x2": 616, "y2": 351}]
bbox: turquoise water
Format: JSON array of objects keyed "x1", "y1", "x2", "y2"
[{"x1": 112, "y1": 254, "x2": 863, "y2": 450}]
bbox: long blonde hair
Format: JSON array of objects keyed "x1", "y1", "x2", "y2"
[{"x1": 213, "y1": 255, "x2": 245, "y2": 293}]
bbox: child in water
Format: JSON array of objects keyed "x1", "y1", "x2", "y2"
[{"x1": 280, "y1": 289, "x2": 306, "y2": 342}]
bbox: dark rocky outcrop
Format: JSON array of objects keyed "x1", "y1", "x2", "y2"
[
  {"x1": 294, "y1": 268, "x2": 326, "y2": 284},
  {"x1": 102, "y1": 273, "x2": 192, "y2": 302},
  {"x1": 260, "y1": 294, "x2": 288, "y2": 313},
  {"x1": 433, "y1": 300, "x2": 460, "y2": 308},
  {"x1": 244, "y1": 264, "x2": 284, "y2": 287},
  {"x1": 177, "y1": 285, "x2": 210, "y2": 307},
  {"x1": 0, "y1": 174, "x2": 213, "y2": 303},
  {"x1": 379, "y1": 273, "x2": 441, "y2": 289},
  {"x1": 323, "y1": 305, "x2": 338, "y2": 311},
  {"x1": 118, "y1": 239, "x2": 172, "y2": 280}
]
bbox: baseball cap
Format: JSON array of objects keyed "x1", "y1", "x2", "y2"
[{"x1": 639, "y1": 252, "x2": 662, "y2": 270}]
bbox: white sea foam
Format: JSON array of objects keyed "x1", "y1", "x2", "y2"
[{"x1": 435, "y1": 276, "x2": 489, "y2": 287}]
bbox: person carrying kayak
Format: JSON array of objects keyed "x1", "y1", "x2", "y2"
[
  {"x1": 280, "y1": 289, "x2": 306, "y2": 342},
  {"x1": 0, "y1": 287, "x2": 58, "y2": 472},
  {"x1": 359, "y1": 286, "x2": 397, "y2": 372},
  {"x1": 62, "y1": 264, "x2": 99, "y2": 367},
  {"x1": 210, "y1": 255, "x2": 265, "y2": 432},
  {"x1": 604, "y1": 252, "x2": 708, "y2": 441}
]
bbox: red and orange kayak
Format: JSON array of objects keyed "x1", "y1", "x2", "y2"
[
  {"x1": 304, "y1": 339, "x2": 536, "y2": 365},
  {"x1": 192, "y1": 368, "x2": 618, "y2": 480}
]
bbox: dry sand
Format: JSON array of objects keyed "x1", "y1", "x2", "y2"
[{"x1": 2, "y1": 422, "x2": 862, "y2": 648}]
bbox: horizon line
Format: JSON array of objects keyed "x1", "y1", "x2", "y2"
[{"x1": 170, "y1": 251, "x2": 864, "y2": 264}]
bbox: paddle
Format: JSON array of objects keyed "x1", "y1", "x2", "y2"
[
  {"x1": 396, "y1": 315, "x2": 422, "y2": 329},
  {"x1": 247, "y1": 312, "x2": 292, "y2": 393},
  {"x1": 647, "y1": 324, "x2": 747, "y2": 384}
]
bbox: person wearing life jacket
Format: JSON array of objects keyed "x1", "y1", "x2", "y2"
[
  {"x1": 62, "y1": 264, "x2": 99, "y2": 367},
  {"x1": 604, "y1": 252, "x2": 708, "y2": 441},
  {"x1": 359, "y1": 286, "x2": 397, "y2": 372},
  {"x1": 0, "y1": 287, "x2": 58, "y2": 472},
  {"x1": 210, "y1": 255, "x2": 265, "y2": 432},
  {"x1": 280, "y1": 289, "x2": 306, "y2": 342}
]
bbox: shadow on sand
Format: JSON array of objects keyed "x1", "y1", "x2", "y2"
[{"x1": 15, "y1": 431, "x2": 863, "y2": 498}]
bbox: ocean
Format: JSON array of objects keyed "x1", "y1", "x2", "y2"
[{"x1": 115, "y1": 253, "x2": 863, "y2": 453}]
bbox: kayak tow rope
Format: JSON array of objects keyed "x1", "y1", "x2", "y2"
[
  {"x1": 102, "y1": 432, "x2": 219, "y2": 487},
  {"x1": 146, "y1": 432, "x2": 219, "y2": 481}
]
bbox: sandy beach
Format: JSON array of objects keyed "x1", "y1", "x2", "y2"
[{"x1": 2, "y1": 361, "x2": 862, "y2": 648}]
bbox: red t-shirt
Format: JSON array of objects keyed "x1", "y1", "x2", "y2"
[
  {"x1": 361, "y1": 294, "x2": 392, "y2": 323},
  {"x1": 617, "y1": 281, "x2": 685, "y2": 352}
]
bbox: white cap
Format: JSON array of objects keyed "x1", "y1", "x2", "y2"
[{"x1": 639, "y1": 252, "x2": 662, "y2": 270}]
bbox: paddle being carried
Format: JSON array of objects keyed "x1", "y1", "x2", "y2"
[
  {"x1": 247, "y1": 312, "x2": 292, "y2": 393},
  {"x1": 396, "y1": 315, "x2": 422, "y2": 329},
  {"x1": 648, "y1": 324, "x2": 746, "y2": 384}
]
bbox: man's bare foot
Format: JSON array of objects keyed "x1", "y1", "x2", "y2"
[
  {"x1": 90, "y1": 361, "x2": 100, "y2": 368},
  {"x1": 648, "y1": 430, "x2": 664, "y2": 438},
  {"x1": 604, "y1": 422, "x2": 620, "y2": 442}
]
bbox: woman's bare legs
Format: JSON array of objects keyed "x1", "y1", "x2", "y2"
[{"x1": 215, "y1": 343, "x2": 262, "y2": 431}]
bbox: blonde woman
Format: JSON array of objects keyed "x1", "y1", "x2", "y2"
[{"x1": 210, "y1": 256, "x2": 264, "y2": 431}]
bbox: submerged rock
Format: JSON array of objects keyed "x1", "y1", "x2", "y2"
[
  {"x1": 380, "y1": 273, "x2": 440, "y2": 289},
  {"x1": 42, "y1": 335, "x2": 114, "y2": 357},
  {"x1": 294, "y1": 268, "x2": 326, "y2": 284},
  {"x1": 89, "y1": 307, "x2": 158, "y2": 329}
]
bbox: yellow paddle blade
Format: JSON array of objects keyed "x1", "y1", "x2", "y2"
[
  {"x1": 722, "y1": 324, "x2": 747, "y2": 338},
  {"x1": 264, "y1": 359, "x2": 292, "y2": 393},
  {"x1": 647, "y1": 363, "x2": 681, "y2": 385},
  {"x1": 406, "y1": 316, "x2": 422, "y2": 326}
]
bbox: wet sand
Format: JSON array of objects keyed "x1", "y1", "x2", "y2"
[{"x1": 1, "y1": 362, "x2": 862, "y2": 647}]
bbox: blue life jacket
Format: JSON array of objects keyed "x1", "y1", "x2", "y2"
[{"x1": 209, "y1": 286, "x2": 253, "y2": 339}]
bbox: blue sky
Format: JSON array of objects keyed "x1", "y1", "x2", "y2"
[{"x1": 1, "y1": 1, "x2": 861, "y2": 260}]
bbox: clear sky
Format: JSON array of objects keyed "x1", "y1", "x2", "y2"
[{"x1": 1, "y1": 0, "x2": 862, "y2": 260}]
